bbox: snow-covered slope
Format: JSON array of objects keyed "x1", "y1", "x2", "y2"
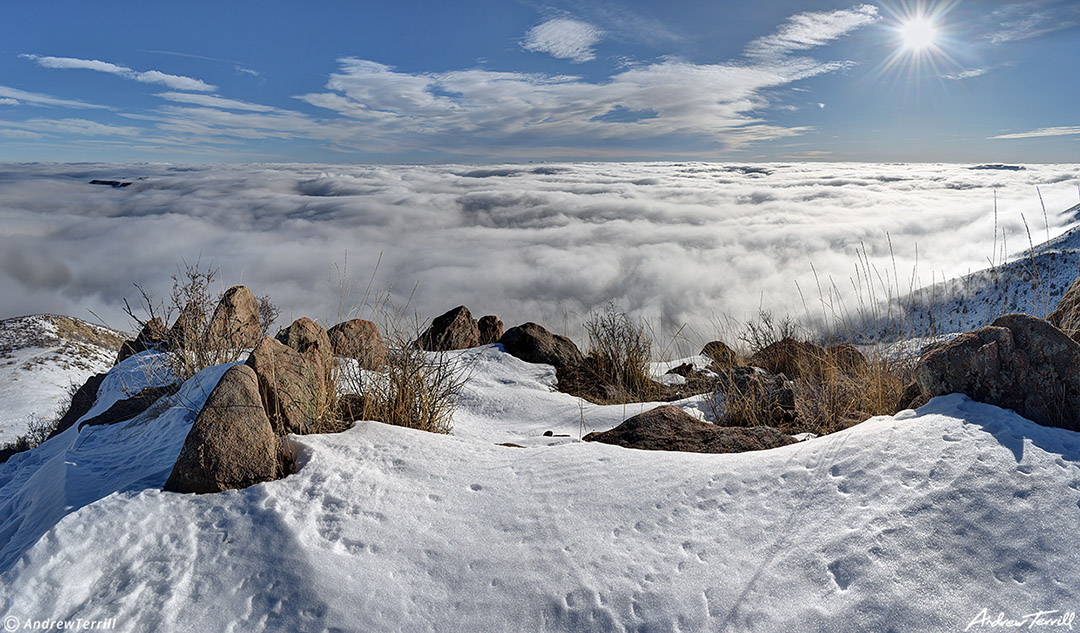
[
  {"x1": 2, "y1": 344, "x2": 1078, "y2": 632},
  {"x1": 0, "y1": 315, "x2": 126, "y2": 444}
]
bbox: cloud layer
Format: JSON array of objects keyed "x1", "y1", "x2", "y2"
[{"x1": 1, "y1": 162, "x2": 1078, "y2": 347}]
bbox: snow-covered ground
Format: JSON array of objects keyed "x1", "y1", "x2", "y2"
[
  {"x1": 0, "y1": 315, "x2": 125, "y2": 444},
  {"x1": 2, "y1": 344, "x2": 1078, "y2": 632}
]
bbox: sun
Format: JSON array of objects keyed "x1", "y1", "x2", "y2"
[{"x1": 900, "y1": 16, "x2": 938, "y2": 51}]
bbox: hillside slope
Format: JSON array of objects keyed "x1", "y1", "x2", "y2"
[{"x1": 1, "y1": 345, "x2": 1077, "y2": 632}]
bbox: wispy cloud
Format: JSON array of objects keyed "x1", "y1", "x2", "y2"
[
  {"x1": 943, "y1": 67, "x2": 992, "y2": 80},
  {"x1": 155, "y1": 92, "x2": 276, "y2": 112},
  {"x1": 744, "y1": 4, "x2": 879, "y2": 59},
  {"x1": 20, "y1": 54, "x2": 216, "y2": 92},
  {"x1": 0, "y1": 118, "x2": 142, "y2": 138},
  {"x1": 989, "y1": 126, "x2": 1080, "y2": 139},
  {"x1": 522, "y1": 17, "x2": 604, "y2": 62},
  {"x1": 0, "y1": 84, "x2": 109, "y2": 109},
  {"x1": 0, "y1": 98, "x2": 19, "y2": 106},
  {"x1": 984, "y1": 1, "x2": 1080, "y2": 43}
]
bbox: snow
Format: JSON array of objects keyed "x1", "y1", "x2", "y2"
[
  {"x1": 0, "y1": 315, "x2": 123, "y2": 444},
  {"x1": 2, "y1": 345, "x2": 1080, "y2": 632}
]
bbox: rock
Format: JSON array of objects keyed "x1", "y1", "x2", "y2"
[
  {"x1": 1048, "y1": 276, "x2": 1080, "y2": 340},
  {"x1": 715, "y1": 366, "x2": 797, "y2": 426},
  {"x1": 498, "y1": 322, "x2": 584, "y2": 371},
  {"x1": 477, "y1": 315, "x2": 504, "y2": 346},
  {"x1": 327, "y1": 319, "x2": 386, "y2": 369},
  {"x1": 583, "y1": 405, "x2": 795, "y2": 454},
  {"x1": 701, "y1": 340, "x2": 737, "y2": 369},
  {"x1": 169, "y1": 301, "x2": 205, "y2": 350},
  {"x1": 415, "y1": 306, "x2": 480, "y2": 351},
  {"x1": 749, "y1": 338, "x2": 826, "y2": 379},
  {"x1": 49, "y1": 372, "x2": 107, "y2": 438},
  {"x1": 895, "y1": 381, "x2": 928, "y2": 412},
  {"x1": 276, "y1": 317, "x2": 334, "y2": 378},
  {"x1": 78, "y1": 385, "x2": 176, "y2": 429},
  {"x1": 827, "y1": 344, "x2": 869, "y2": 375},
  {"x1": 115, "y1": 318, "x2": 167, "y2": 364},
  {"x1": 916, "y1": 313, "x2": 1080, "y2": 431},
  {"x1": 164, "y1": 364, "x2": 287, "y2": 494},
  {"x1": 207, "y1": 286, "x2": 262, "y2": 349},
  {"x1": 89, "y1": 179, "x2": 131, "y2": 188},
  {"x1": 246, "y1": 336, "x2": 329, "y2": 435}
]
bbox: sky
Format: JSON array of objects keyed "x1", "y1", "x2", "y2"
[{"x1": 1, "y1": 0, "x2": 1078, "y2": 163}]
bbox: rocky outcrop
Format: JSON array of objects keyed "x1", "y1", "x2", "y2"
[
  {"x1": 583, "y1": 405, "x2": 794, "y2": 454},
  {"x1": 164, "y1": 364, "x2": 287, "y2": 494},
  {"x1": 827, "y1": 344, "x2": 868, "y2": 375},
  {"x1": 1047, "y1": 277, "x2": 1080, "y2": 340},
  {"x1": 276, "y1": 318, "x2": 333, "y2": 368},
  {"x1": 246, "y1": 336, "x2": 329, "y2": 435},
  {"x1": 701, "y1": 340, "x2": 737, "y2": 369},
  {"x1": 498, "y1": 322, "x2": 584, "y2": 371},
  {"x1": 328, "y1": 319, "x2": 387, "y2": 369},
  {"x1": 415, "y1": 306, "x2": 481, "y2": 351},
  {"x1": 115, "y1": 318, "x2": 167, "y2": 364},
  {"x1": 749, "y1": 338, "x2": 826, "y2": 379},
  {"x1": 78, "y1": 385, "x2": 176, "y2": 429},
  {"x1": 49, "y1": 372, "x2": 107, "y2": 438},
  {"x1": 207, "y1": 286, "x2": 262, "y2": 349},
  {"x1": 915, "y1": 313, "x2": 1080, "y2": 431},
  {"x1": 477, "y1": 315, "x2": 504, "y2": 346}
]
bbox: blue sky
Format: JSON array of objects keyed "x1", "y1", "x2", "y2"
[{"x1": 1, "y1": 0, "x2": 1077, "y2": 163}]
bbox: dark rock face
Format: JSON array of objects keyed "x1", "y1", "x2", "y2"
[
  {"x1": 749, "y1": 338, "x2": 826, "y2": 379},
  {"x1": 208, "y1": 286, "x2": 262, "y2": 349},
  {"x1": 498, "y1": 322, "x2": 584, "y2": 371},
  {"x1": 164, "y1": 364, "x2": 286, "y2": 494},
  {"x1": 78, "y1": 385, "x2": 176, "y2": 430},
  {"x1": 327, "y1": 319, "x2": 387, "y2": 369},
  {"x1": 49, "y1": 372, "x2": 107, "y2": 438},
  {"x1": 477, "y1": 315, "x2": 504, "y2": 346},
  {"x1": 701, "y1": 340, "x2": 737, "y2": 369},
  {"x1": 246, "y1": 336, "x2": 328, "y2": 435},
  {"x1": 916, "y1": 313, "x2": 1080, "y2": 431},
  {"x1": 583, "y1": 405, "x2": 795, "y2": 454},
  {"x1": 169, "y1": 301, "x2": 205, "y2": 350},
  {"x1": 115, "y1": 318, "x2": 168, "y2": 364},
  {"x1": 415, "y1": 306, "x2": 481, "y2": 351},
  {"x1": 1047, "y1": 277, "x2": 1080, "y2": 340}
]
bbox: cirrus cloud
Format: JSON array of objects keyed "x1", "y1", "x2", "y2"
[
  {"x1": 522, "y1": 17, "x2": 605, "y2": 63},
  {"x1": 20, "y1": 54, "x2": 216, "y2": 92}
]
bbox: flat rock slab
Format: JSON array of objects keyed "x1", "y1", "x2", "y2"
[{"x1": 584, "y1": 404, "x2": 795, "y2": 454}]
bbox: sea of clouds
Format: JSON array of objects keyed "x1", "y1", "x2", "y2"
[{"x1": 1, "y1": 162, "x2": 1078, "y2": 346}]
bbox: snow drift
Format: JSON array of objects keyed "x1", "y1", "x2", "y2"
[{"x1": 2, "y1": 345, "x2": 1078, "y2": 632}]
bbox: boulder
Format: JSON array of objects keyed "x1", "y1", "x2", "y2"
[
  {"x1": 749, "y1": 338, "x2": 826, "y2": 379},
  {"x1": 416, "y1": 306, "x2": 480, "y2": 351},
  {"x1": 164, "y1": 364, "x2": 287, "y2": 494},
  {"x1": 246, "y1": 336, "x2": 329, "y2": 435},
  {"x1": 49, "y1": 372, "x2": 106, "y2": 438},
  {"x1": 827, "y1": 344, "x2": 869, "y2": 375},
  {"x1": 583, "y1": 405, "x2": 794, "y2": 454},
  {"x1": 715, "y1": 366, "x2": 797, "y2": 427},
  {"x1": 78, "y1": 385, "x2": 176, "y2": 429},
  {"x1": 276, "y1": 317, "x2": 334, "y2": 378},
  {"x1": 915, "y1": 313, "x2": 1080, "y2": 431},
  {"x1": 327, "y1": 319, "x2": 387, "y2": 369},
  {"x1": 477, "y1": 315, "x2": 504, "y2": 346},
  {"x1": 169, "y1": 301, "x2": 205, "y2": 350},
  {"x1": 701, "y1": 340, "x2": 737, "y2": 369},
  {"x1": 1047, "y1": 277, "x2": 1080, "y2": 340},
  {"x1": 498, "y1": 322, "x2": 584, "y2": 371},
  {"x1": 115, "y1": 317, "x2": 167, "y2": 364},
  {"x1": 207, "y1": 286, "x2": 262, "y2": 349}
]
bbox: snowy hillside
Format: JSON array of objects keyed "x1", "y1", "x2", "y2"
[
  {"x1": 0, "y1": 315, "x2": 125, "y2": 444},
  {"x1": 2, "y1": 344, "x2": 1078, "y2": 632}
]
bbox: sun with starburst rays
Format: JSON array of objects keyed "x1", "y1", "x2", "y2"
[{"x1": 876, "y1": 1, "x2": 962, "y2": 79}]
